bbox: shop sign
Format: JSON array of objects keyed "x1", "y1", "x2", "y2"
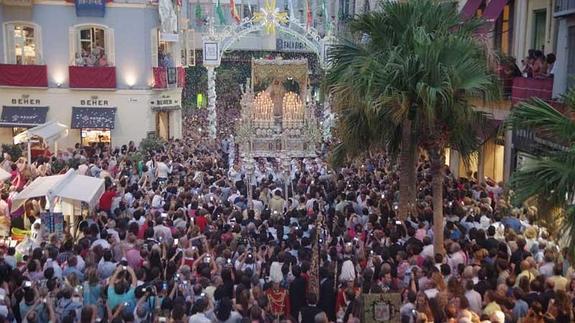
[
  {"x1": 276, "y1": 38, "x2": 309, "y2": 52},
  {"x1": 150, "y1": 95, "x2": 180, "y2": 107},
  {"x1": 80, "y1": 98, "x2": 110, "y2": 106},
  {"x1": 11, "y1": 98, "x2": 41, "y2": 105}
]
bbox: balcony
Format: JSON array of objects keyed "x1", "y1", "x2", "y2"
[
  {"x1": 69, "y1": 66, "x2": 116, "y2": 89},
  {"x1": 511, "y1": 77, "x2": 553, "y2": 105},
  {"x1": 0, "y1": 64, "x2": 48, "y2": 87},
  {"x1": 555, "y1": 0, "x2": 575, "y2": 17},
  {"x1": 153, "y1": 67, "x2": 185, "y2": 89}
]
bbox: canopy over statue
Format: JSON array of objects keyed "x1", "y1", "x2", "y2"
[{"x1": 236, "y1": 58, "x2": 321, "y2": 158}]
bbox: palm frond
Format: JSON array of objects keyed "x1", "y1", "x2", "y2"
[{"x1": 506, "y1": 98, "x2": 575, "y2": 144}]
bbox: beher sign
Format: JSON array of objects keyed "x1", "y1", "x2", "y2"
[
  {"x1": 80, "y1": 98, "x2": 110, "y2": 106},
  {"x1": 11, "y1": 98, "x2": 41, "y2": 105}
]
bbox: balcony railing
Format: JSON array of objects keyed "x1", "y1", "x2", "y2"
[
  {"x1": 511, "y1": 77, "x2": 553, "y2": 105},
  {"x1": 153, "y1": 67, "x2": 185, "y2": 89},
  {"x1": 555, "y1": 0, "x2": 575, "y2": 16},
  {"x1": 0, "y1": 64, "x2": 48, "y2": 87},
  {"x1": 69, "y1": 66, "x2": 116, "y2": 89}
]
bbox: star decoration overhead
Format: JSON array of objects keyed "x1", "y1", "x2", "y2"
[{"x1": 253, "y1": 0, "x2": 288, "y2": 34}]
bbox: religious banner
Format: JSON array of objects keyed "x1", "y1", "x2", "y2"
[
  {"x1": 159, "y1": 0, "x2": 178, "y2": 34},
  {"x1": 40, "y1": 212, "x2": 64, "y2": 239},
  {"x1": 362, "y1": 293, "x2": 402, "y2": 323},
  {"x1": 75, "y1": 0, "x2": 106, "y2": 17}
]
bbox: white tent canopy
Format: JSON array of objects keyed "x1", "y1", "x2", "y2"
[
  {"x1": 0, "y1": 168, "x2": 10, "y2": 182},
  {"x1": 12, "y1": 170, "x2": 105, "y2": 211},
  {"x1": 14, "y1": 121, "x2": 68, "y2": 146}
]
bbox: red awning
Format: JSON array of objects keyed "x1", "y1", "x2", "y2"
[
  {"x1": 483, "y1": 0, "x2": 508, "y2": 21},
  {"x1": 460, "y1": 0, "x2": 483, "y2": 19}
]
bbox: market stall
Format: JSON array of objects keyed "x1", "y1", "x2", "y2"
[{"x1": 13, "y1": 121, "x2": 68, "y2": 162}]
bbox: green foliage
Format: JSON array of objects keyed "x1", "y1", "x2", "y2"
[
  {"x1": 139, "y1": 136, "x2": 166, "y2": 154},
  {"x1": 325, "y1": 0, "x2": 495, "y2": 163},
  {"x1": 182, "y1": 64, "x2": 208, "y2": 109},
  {"x1": 506, "y1": 92, "x2": 575, "y2": 253},
  {"x1": 1, "y1": 144, "x2": 22, "y2": 161}
]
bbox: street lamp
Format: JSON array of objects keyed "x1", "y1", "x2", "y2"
[
  {"x1": 282, "y1": 151, "x2": 291, "y2": 201},
  {"x1": 245, "y1": 154, "x2": 255, "y2": 209}
]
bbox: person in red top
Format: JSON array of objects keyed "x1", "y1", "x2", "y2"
[
  {"x1": 99, "y1": 185, "x2": 117, "y2": 215},
  {"x1": 266, "y1": 281, "x2": 291, "y2": 319},
  {"x1": 195, "y1": 209, "x2": 208, "y2": 233}
]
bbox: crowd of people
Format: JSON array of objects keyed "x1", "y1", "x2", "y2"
[
  {"x1": 74, "y1": 46, "x2": 108, "y2": 67},
  {"x1": 520, "y1": 49, "x2": 555, "y2": 79},
  {"x1": 0, "y1": 133, "x2": 571, "y2": 323}
]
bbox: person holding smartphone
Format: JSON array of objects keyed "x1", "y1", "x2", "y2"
[{"x1": 107, "y1": 265, "x2": 137, "y2": 315}]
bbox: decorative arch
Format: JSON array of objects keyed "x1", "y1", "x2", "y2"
[{"x1": 200, "y1": 10, "x2": 337, "y2": 139}]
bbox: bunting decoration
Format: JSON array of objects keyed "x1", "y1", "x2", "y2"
[
  {"x1": 230, "y1": 0, "x2": 241, "y2": 23},
  {"x1": 306, "y1": 0, "x2": 312, "y2": 29},
  {"x1": 322, "y1": 0, "x2": 330, "y2": 33},
  {"x1": 287, "y1": 0, "x2": 295, "y2": 20},
  {"x1": 195, "y1": 0, "x2": 204, "y2": 26},
  {"x1": 216, "y1": 0, "x2": 226, "y2": 25}
]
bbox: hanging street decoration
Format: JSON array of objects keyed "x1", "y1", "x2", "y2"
[
  {"x1": 253, "y1": 0, "x2": 288, "y2": 34},
  {"x1": 230, "y1": 0, "x2": 241, "y2": 24}
]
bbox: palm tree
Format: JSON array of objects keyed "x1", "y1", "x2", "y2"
[
  {"x1": 506, "y1": 92, "x2": 575, "y2": 255},
  {"x1": 326, "y1": 0, "x2": 495, "y2": 253}
]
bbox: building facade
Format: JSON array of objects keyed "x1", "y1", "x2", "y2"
[
  {"x1": 445, "y1": 0, "x2": 557, "y2": 183},
  {"x1": 0, "y1": 0, "x2": 186, "y2": 150}
]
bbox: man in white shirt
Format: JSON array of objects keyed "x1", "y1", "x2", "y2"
[
  {"x1": 155, "y1": 157, "x2": 172, "y2": 181},
  {"x1": 188, "y1": 298, "x2": 211, "y2": 323},
  {"x1": 464, "y1": 280, "x2": 482, "y2": 314}
]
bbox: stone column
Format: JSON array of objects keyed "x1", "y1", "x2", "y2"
[{"x1": 503, "y1": 129, "x2": 513, "y2": 182}]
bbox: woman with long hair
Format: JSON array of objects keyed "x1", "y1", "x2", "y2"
[{"x1": 415, "y1": 292, "x2": 435, "y2": 323}]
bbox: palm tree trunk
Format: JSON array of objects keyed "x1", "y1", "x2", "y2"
[
  {"x1": 398, "y1": 119, "x2": 417, "y2": 220},
  {"x1": 430, "y1": 148, "x2": 446, "y2": 255}
]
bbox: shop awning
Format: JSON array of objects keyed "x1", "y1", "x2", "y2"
[
  {"x1": 71, "y1": 107, "x2": 116, "y2": 129},
  {"x1": 151, "y1": 105, "x2": 181, "y2": 111},
  {"x1": 460, "y1": 0, "x2": 483, "y2": 19},
  {"x1": 483, "y1": 0, "x2": 508, "y2": 21},
  {"x1": 13, "y1": 121, "x2": 69, "y2": 146},
  {"x1": 0, "y1": 106, "x2": 48, "y2": 128},
  {"x1": 12, "y1": 169, "x2": 105, "y2": 211}
]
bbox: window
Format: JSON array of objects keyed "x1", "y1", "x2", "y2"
[
  {"x1": 3, "y1": 23, "x2": 42, "y2": 65},
  {"x1": 494, "y1": 2, "x2": 514, "y2": 55},
  {"x1": 69, "y1": 25, "x2": 115, "y2": 67},
  {"x1": 532, "y1": 9, "x2": 547, "y2": 51},
  {"x1": 151, "y1": 28, "x2": 180, "y2": 68}
]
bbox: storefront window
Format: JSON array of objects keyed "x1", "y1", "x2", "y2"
[
  {"x1": 4, "y1": 23, "x2": 39, "y2": 65},
  {"x1": 81, "y1": 128, "x2": 111, "y2": 146}
]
